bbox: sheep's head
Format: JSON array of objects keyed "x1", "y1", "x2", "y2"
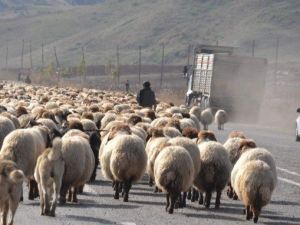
[
  {"x1": 182, "y1": 127, "x2": 198, "y2": 139},
  {"x1": 82, "y1": 112, "x2": 94, "y2": 121},
  {"x1": 128, "y1": 115, "x2": 142, "y2": 125},
  {"x1": 145, "y1": 110, "x2": 156, "y2": 121},
  {"x1": 0, "y1": 160, "x2": 24, "y2": 184},
  {"x1": 146, "y1": 127, "x2": 164, "y2": 142},
  {"x1": 16, "y1": 106, "x2": 28, "y2": 118},
  {"x1": 239, "y1": 139, "x2": 256, "y2": 153},
  {"x1": 107, "y1": 124, "x2": 131, "y2": 141},
  {"x1": 181, "y1": 112, "x2": 190, "y2": 118},
  {"x1": 197, "y1": 130, "x2": 217, "y2": 143},
  {"x1": 228, "y1": 131, "x2": 246, "y2": 139},
  {"x1": 166, "y1": 118, "x2": 181, "y2": 132}
]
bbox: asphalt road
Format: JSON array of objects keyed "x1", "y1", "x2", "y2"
[{"x1": 14, "y1": 123, "x2": 300, "y2": 225}]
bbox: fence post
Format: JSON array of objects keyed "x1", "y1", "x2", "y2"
[
  {"x1": 116, "y1": 45, "x2": 120, "y2": 87},
  {"x1": 251, "y1": 40, "x2": 255, "y2": 57},
  {"x1": 5, "y1": 41, "x2": 8, "y2": 72},
  {"x1": 41, "y1": 42, "x2": 44, "y2": 74}
]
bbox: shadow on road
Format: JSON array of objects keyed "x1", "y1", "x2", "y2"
[
  {"x1": 183, "y1": 212, "x2": 244, "y2": 222},
  {"x1": 130, "y1": 199, "x2": 165, "y2": 206},
  {"x1": 65, "y1": 215, "x2": 116, "y2": 224},
  {"x1": 270, "y1": 200, "x2": 300, "y2": 206}
]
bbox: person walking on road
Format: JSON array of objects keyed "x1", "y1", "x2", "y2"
[{"x1": 136, "y1": 81, "x2": 156, "y2": 110}]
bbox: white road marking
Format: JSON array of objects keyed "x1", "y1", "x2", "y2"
[
  {"x1": 278, "y1": 177, "x2": 300, "y2": 188},
  {"x1": 277, "y1": 167, "x2": 300, "y2": 178}
]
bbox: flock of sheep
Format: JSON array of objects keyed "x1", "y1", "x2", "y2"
[{"x1": 0, "y1": 81, "x2": 277, "y2": 225}]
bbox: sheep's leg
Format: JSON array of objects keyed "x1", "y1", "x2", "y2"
[
  {"x1": 187, "y1": 188, "x2": 191, "y2": 200},
  {"x1": 43, "y1": 192, "x2": 50, "y2": 215},
  {"x1": 215, "y1": 190, "x2": 222, "y2": 209},
  {"x1": 71, "y1": 187, "x2": 78, "y2": 203},
  {"x1": 1, "y1": 200, "x2": 9, "y2": 225},
  {"x1": 168, "y1": 192, "x2": 179, "y2": 214},
  {"x1": 123, "y1": 180, "x2": 132, "y2": 202},
  {"x1": 182, "y1": 192, "x2": 187, "y2": 207},
  {"x1": 227, "y1": 183, "x2": 233, "y2": 199},
  {"x1": 112, "y1": 181, "x2": 116, "y2": 189},
  {"x1": 149, "y1": 177, "x2": 154, "y2": 187},
  {"x1": 59, "y1": 184, "x2": 69, "y2": 205},
  {"x1": 114, "y1": 182, "x2": 119, "y2": 199},
  {"x1": 119, "y1": 182, "x2": 123, "y2": 194},
  {"x1": 246, "y1": 205, "x2": 252, "y2": 220},
  {"x1": 67, "y1": 188, "x2": 72, "y2": 202},
  {"x1": 38, "y1": 183, "x2": 45, "y2": 215},
  {"x1": 232, "y1": 191, "x2": 238, "y2": 200},
  {"x1": 191, "y1": 188, "x2": 199, "y2": 202},
  {"x1": 204, "y1": 192, "x2": 212, "y2": 208},
  {"x1": 199, "y1": 192, "x2": 204, "y2": 205},
  {"x1": 252, "y1": 206, "x2": 260, "y2": 223},
  {"x1": 218, "y1": 124, "x2": 221, "y2": 130},
  {"x1": 8, "y1": 188, "x2": 21, "y2": 225},
  {"x1": 49, "y1": 177, "x2": 62, "y2": 217},
  {"x1": 33, "y1": 180, "x2": 39, "y2": 199},
  {"x1": 29, "y1": 179, "x2": 34, "y2": 200},
  {"x1": 78, "y1": 185, "x2": 84, "y2": 194},
  {"x1": 165, "y1": 193, "x2": 170, "y2": 212},
  {"x1": 154, "y1": 186, "x2": 159, "y2": 193}
]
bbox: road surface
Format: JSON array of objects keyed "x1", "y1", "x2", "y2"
[{"x1": 14, "y1": 123, "x2": 300, "y2": 225}]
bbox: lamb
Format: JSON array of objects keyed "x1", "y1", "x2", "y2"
[
  {"x1": 215, "y1": 109, "x2": 228, "y2": 130},
  {"x1": 0, "y1": 116, "x2": 15, "y2": 149},
  {"x1": 0, "y1": 125, "x2": 51, "y2": 200},
  {"x1": 154, "y1": 146, "x2": 194, "y2": 214},
  {"x1": 0, "y1": 159, "x2": 24, "y2": 225},
  {"x1": 60, "y1": 135, "x2": 95, "y2": 204},
  {"x1": 233, "y1": 160, "x2": 276, "y2": 223},
  {"x1": 34, "y1": 138, "x2": 65, "y2": 217},
  {"x1": 195, "y1": 141, "x2": 232, "y2": 208}
]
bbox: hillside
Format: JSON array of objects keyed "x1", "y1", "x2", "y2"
[{"x1": 0, "y1": 0, "x2": 299, "y2": 68}]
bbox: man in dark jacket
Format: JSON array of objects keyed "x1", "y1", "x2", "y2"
[{"x1": 136, "y1": 81, "x2": 156, "y2": 110}]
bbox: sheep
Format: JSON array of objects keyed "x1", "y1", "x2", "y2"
[
  {"x1": 0, "y1": 116, "x2": 15, "y2": 149},
  {"x1": 197, "y1": 130, "x2": 217, "y2": 144},
  {"x1": 233, "y1": 160, "x2": 276, "y2": 223},
  {"x1": 101, "y1": 134, "x2": 147, "y2": 202},
  {"x1": 60, "y1": 135, "x2": 95, "y2": 204},
  {"x1": 200, "y1": 108, "x2": 214, "y2": 130},
  {"x1": 228, "y1": 130, "x2": 246, "y2": 139},
  {"x1": 154, "y1": 146, "x2": 194, "y2": 214},
  {"x1": 189, "y1": 106, "x2": 202, "y2": 121},
  {"x1": 146, "y1": 137, "x2": 170, "y2": 187},
  {"x1": 0, "y1": 159, "x2": 24, "y2": 225},
  {"x1": 34, "y1": 138, "x2": 65, "y2": 217},
  {"x1": 0, "y1": 125, "x2": 51, "y2": 200},
  {"x1": 36, "y1": 118, "x2": 58, "y2": 131},
  {"x1": 163, "y1": 127, "x2": 182, "y2": 138},
  {"x1": 180, "y1": 118, "x2": 197, "y2": 131},
  {"x1": 195, "y1": 141, "x2": 232, "y2": 208},
  {"x1": 101, "y1": 113, "x2": 117, "y2": 129},
  {"x1": 167, "y1": 137, "x2": 201, "y2": 205},
  {"x1": 223, "y1": 138, "x2": 256, "y2": 199},
  {"x1": 231, "y1": 148, "x2": 277, "y2": 192},
  {"x1": 215, "y1": 109, "x2": 228, "y2": 130},
  {"x1": 182, "y1": 127, "x2": 198, "y2": 139}
]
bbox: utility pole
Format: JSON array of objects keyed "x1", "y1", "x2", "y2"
[
  {"x1": 29, "y1": 40, "x2": 33, "y2": 70},
  {"x1": 5, "y1": 41, "x2": 8, "y2": 72},
  {"x1": 19, "y1": 39, "x2": 25, "y2": 81},
  {"x1": 82, "y1": 47, "x2": 86, "y2": 82},
  {"x1": 138, "y1": 46, "x2": 141, "y2": 85},
  {"x1": 41, "y1": 42, "x2": 44, "y2": 74},
  {"x1": 160, "y1": 43, "x2": 165, "y2": 88},
  {"x1": 252, "y1": 40, "x2": 255, "y2": 57},
  {"x1": 187, "y1": 44, "x2": 191, "y2": 66},
  {"x1": 275, "y1": 38, "x2": 279, "y2": 74},
  {"x1": 116, "y1": 45, "x2": 120, "y2": 87},
  {"x1": 54, "y1": 47, "x2": 60, "y2": 83}
]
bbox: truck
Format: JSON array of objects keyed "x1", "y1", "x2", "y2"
[{"x1": 186, "y1": 45, "x2": 268, "y2": 122}]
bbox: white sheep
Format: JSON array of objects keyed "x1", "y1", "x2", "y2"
[
  {"x1": 200, "y1": 108, "x2": 214, "y2": 130},
  {"x1": 59, "y1": 135, "x2": 95, "y2": 204},
  {"x1": 195, "y1": 141, "x2": 232, "y2": 208},
  {"x1": 0, "y1": 116, "x2": 15, "y2": 149},
  {"x1": 233, "y1": 160, "x2": 276, "y2": 223},
  {"x1": 102, "y1": 134, "x2": 147, "y2": 202},
  {"x1": 0, "y1": 125, "x2": 51, "y2": 200},
  {"x1": 34, "y1": 138, "x2": 65, "y2": 217},
  {"x1": 0, "y1": 159, "x2": 24, "y2": 225},
  {"x1": 215, "y1": 109, "x2": 228, "y2": 130},
  {"x1": 154, "y1": 146, "x2": 194, "y2": 214},
  {"x1": 189, "y1": 106, "x2": 202, "y2": 121},
  {"x1": 231, "y1": 147, "x2": 277, "y2": 193}
]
